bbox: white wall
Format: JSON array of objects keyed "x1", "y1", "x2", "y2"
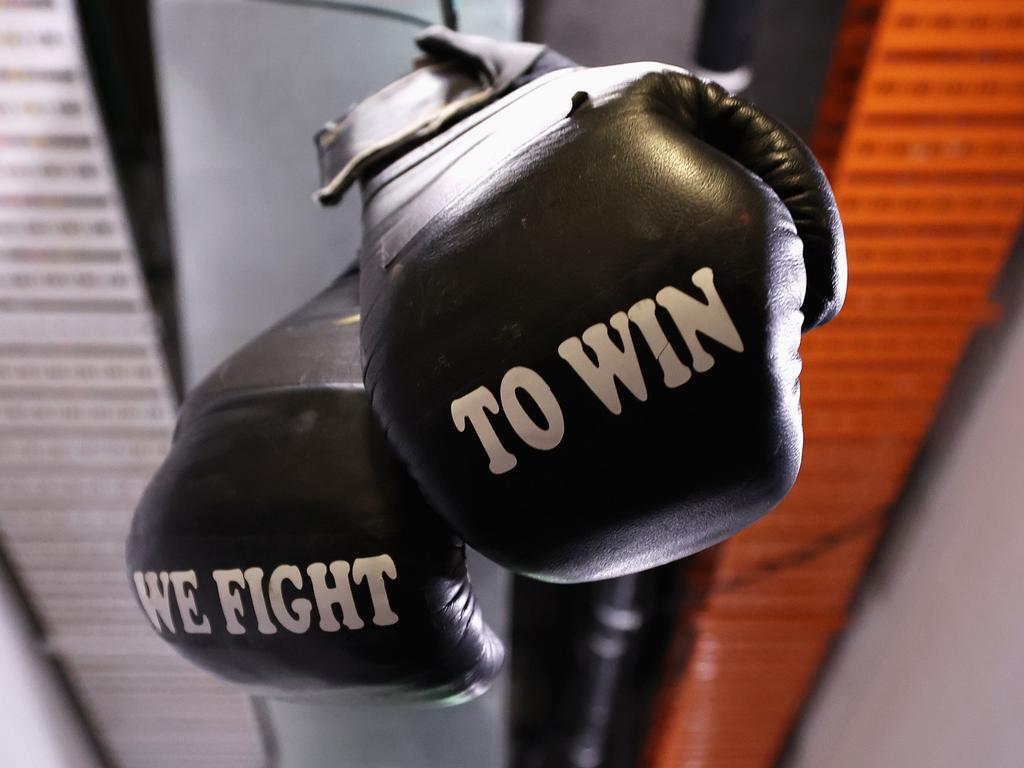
[{"x1": 0, "y1": 574, "x2": 99, "y2": 768}]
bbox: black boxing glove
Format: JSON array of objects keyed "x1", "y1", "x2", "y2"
[
  {"x1": 317, "y1": 28, "x2": 846, "y2": 583},
  {"x1": 126, "y1": 273, "x2": 503, "y2": 703}
]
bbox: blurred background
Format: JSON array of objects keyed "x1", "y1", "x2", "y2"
[{"x1": 0, "y1": 0, "x2": 1022, "y2": 766}]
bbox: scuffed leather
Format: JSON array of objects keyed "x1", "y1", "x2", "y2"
[
  {"x1": 355, "y1": 61, "x2": 846, "y2": 582},
  {"x1": 126, "y1": 275, "x2": 503, "y2": 703},
  {"x1": 646, "y1": 73, "x2": 846, "y2": 328}
]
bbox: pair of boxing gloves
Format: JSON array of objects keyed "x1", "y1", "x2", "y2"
[{"x1": 127, "y1": 27, "x2": 846, "y2": 703}]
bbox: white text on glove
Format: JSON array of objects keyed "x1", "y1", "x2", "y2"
[{"x1": 450, "y1": 267, "x2": 744, "y2": 474}]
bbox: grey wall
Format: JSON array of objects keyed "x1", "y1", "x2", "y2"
[
  {"x1": 154, "y1": 0, "x2": 519, "y2": 385},
  {"x1": 524, "y1": 0, "x2": 702, "y2": 68},
  {"x1": 152, "y1": 2, "x2": 517, "y2": 766},
  {"x1": 524, "y1": 0, "x2": 844, "y2": 140}
]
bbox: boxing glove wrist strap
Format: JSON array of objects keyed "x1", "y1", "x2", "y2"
[{"x1": 315, "y1": 26, "x2": 547, "y2": 205}]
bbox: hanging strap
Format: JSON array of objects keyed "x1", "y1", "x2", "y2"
[{"x1": 315, "y1": 26, "x2": 548, "y2": 206}]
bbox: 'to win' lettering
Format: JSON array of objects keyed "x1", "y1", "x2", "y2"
[{"x1": 450, "y1": 267, "x2": 744, "y2": 474}]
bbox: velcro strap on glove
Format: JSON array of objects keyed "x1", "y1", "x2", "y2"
[{"x1": 315, "y1": 26, "x2": 546, "y2": 205}]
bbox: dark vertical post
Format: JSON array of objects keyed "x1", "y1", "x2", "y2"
[
  {"x1": 440, "y1": 0, "x2": 458, "y2": 29},
  {"x1": 696, "y1": 0, "x2": 763, "y2": 73}
]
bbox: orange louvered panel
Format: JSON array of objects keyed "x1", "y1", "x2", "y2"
[{"x1": 646, "y1": 1, "x2": 1024, "y2": 765}]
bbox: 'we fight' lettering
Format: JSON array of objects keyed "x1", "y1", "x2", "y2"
[
  {"x1": 450, "y1": 267, "x2": 744, "y2": 474},
  {"x1": 132, "y1": 555, "x2": 399, "y2": 636}
]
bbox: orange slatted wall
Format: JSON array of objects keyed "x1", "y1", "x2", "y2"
[{"x1": 645, "y1": 1, "x2": 1024, "y2": 765}]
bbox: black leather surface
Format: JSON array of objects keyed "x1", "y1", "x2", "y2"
[
  {"x1": 126, "y1": 275, "x2": 503, "y2": 702},
  {"x1": 356, "y1": 61, "x2": 846, "y2": 582}
]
